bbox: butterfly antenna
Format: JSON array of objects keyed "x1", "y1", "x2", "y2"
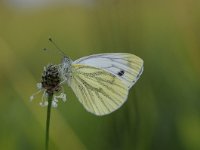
[{"x1": 48, "y1": 37, "x2": 66, "y2": 56}]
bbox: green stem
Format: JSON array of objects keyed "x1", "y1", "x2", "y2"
[{"x1": 45, "y1": 93, "x2": 53, "y2": 150}]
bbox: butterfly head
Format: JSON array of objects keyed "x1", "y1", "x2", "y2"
[{"x1": 61, "y1": 56, "x2": 72, "y2": 67}]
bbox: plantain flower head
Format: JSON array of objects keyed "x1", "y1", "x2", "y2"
[{"x1": 30, "y1": 64, "x2": 66, "y2": 107}]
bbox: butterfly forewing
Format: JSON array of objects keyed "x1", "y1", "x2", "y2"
[
  {"x1": 69, "y1": 64, "x2": 129, "y2": 116},
  {"x1": 73, "y1": 53, "x2": 143, "y2": 89}
]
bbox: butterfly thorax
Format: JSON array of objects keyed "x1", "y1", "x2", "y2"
[{"x1": 59, "y1": 56, "x2": 73, "y2": 84}]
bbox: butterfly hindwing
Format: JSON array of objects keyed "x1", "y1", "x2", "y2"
[
  {"x1": 73, "y1": 53, "x2": 143, "y2": 89},
  {"x1": 69, "y1": 64, "x2": 129, "y2": 116}
]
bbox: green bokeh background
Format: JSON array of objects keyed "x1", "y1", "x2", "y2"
[{"x1": 0, "y1": 0, "x2": 200, "y2": 150}]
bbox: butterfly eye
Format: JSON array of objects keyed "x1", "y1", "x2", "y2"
[{"x1": 117, "y1": 70, "x2": 125, "y2": 76}]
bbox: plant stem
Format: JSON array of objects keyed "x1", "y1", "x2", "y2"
[{"x1": 45, "y1": 93, "x2": 53, "y2": 150}]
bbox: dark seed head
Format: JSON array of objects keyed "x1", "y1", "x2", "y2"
[{"x1": 41, "y1": 64, "x2": 61, "y2": 94}]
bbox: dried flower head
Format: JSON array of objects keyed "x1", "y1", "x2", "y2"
[
  {"x1": 30, "y1": 64, "x2": 67, "y2": 107},
  {"x1": 41, "y1": 64, "x2": 61, "y2": 94}
]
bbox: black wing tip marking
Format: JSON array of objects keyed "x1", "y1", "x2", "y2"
[{"x1": 117, "y1": 70, "x2": 125, "y2": 77}]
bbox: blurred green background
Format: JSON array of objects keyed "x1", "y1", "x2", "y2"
[{"x1": 0, "y1": 0, "x2": 200, "y2": 150}]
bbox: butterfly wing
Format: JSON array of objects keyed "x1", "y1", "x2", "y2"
[
  {"x1": 69, "y1": 64, "x2": 129, "y2": 116},
  {"x1": 73, "y1": 53, "x2": 143, "y2": 89}
]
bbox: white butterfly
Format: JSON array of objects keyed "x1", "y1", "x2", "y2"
[{"x1": 59, "y1": 53, "x2": 144, "y2": 116}]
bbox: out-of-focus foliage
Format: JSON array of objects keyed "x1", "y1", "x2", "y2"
[{"x1": 0, "y1": 0, "x2": 200, "y2": 150}]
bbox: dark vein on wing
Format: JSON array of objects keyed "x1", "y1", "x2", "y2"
[
  {"x1": 85, "y1": 75, "x2": 126, "y2": 100},
  {"x1": 77, "y1": 70, "x2": 127, "y2": 99},
  {"x1": 78, "y1": 75, "x2": 121, "y2": 108},
  {"x1": 77, "y1": 71, "x2": 126, "y2": 90},
  {"x1": 94, "y1": 90, "x2": 114, "y2": 112},
  {"x1": 72, "y1": 76, "x2": 97, "y2": 113},
  {"x1": 75, "y1": 76, "x2": 111, "y2": 113}
]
